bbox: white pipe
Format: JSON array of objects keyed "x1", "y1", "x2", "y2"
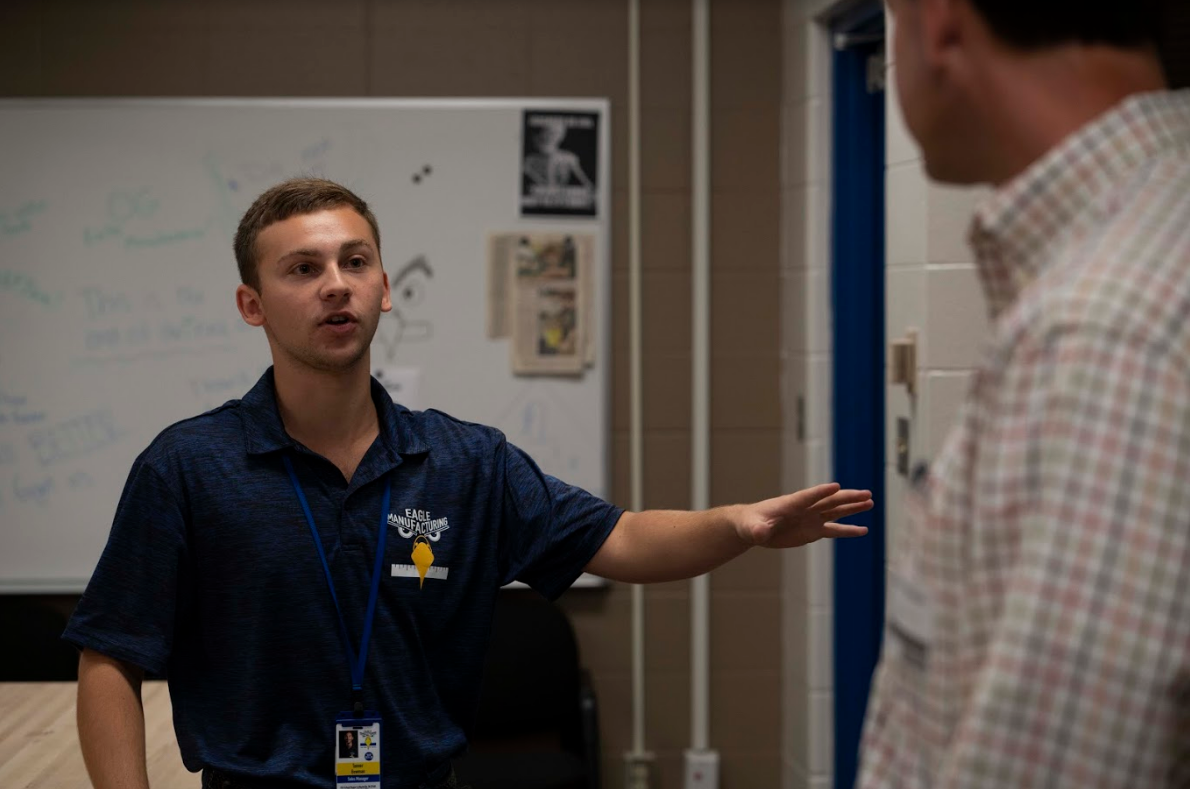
[
  {"x1": 628, "y1": 0, "x2": 648, "y2": 760},
  {"x1": 690, "y1": 0, "x2": 711, "y2": 755}
]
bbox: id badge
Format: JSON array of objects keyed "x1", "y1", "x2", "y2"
[
  {"x1": 886, "y1": 567, "x2": 934, "y2": 671},
  {"x1": 335, "y1": 712, "x2": 381, "y2": 787}
]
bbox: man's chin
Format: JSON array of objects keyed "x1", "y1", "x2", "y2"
[
  {"x1": 296, "y1": 348, "x2": 371, "y2": 374},
  {"x1": 923, "y1": 155, "x2": 982, "y2": 186},
  {"x1": 920, "y1": 140, "x2": 996, "y2": 186}
]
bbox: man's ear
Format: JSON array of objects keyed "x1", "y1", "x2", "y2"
[
  {"x1": 236, "y1": 283, "x2": 266, "y2": 327},
  {"x1": 919, "y1": 0, "x2": 965, "y2": 68},
  {"x1": 380, "y1": 269, "x2": 392, "y2": 314}
]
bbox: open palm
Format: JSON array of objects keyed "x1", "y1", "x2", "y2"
[{"x1": 736, "y1": 483, "x2": 873, "y2": 548}]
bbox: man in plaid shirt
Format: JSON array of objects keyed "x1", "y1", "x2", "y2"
[{"x1": 860, "y1": 1, "x2": 1189, "y2": 786}]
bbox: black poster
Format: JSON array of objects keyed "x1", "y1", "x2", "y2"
[{"x1": 519, "y1": 110, "x2": 599, "y2": 218}]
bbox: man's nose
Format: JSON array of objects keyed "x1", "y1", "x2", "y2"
[{"x1": 320, "y1": 263, "x2": 351, "y2": 299}]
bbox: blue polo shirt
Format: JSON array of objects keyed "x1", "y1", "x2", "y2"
[{"x1": 63, "y1": 368, "x2": 621, "y2": 788}]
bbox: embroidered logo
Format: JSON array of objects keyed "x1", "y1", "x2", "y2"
[{"x1": 388, "y1": 508, "x2": 450, "y2": 541}]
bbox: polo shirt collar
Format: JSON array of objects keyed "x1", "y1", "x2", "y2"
[{"x1": 240, "y1": 367, "x2": 431, "y2": 460}]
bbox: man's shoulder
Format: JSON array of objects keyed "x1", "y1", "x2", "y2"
[
  {"x1": 1082, "y1": 148, "x2": 1190, "y2": 264},
  {"x1": 391, "y1": 405, "x2": 507, "y2": 455},
  {"x1": 1019, "y1": 164, "x2": 1190, "y2": 350},
  {"x1": 138, "y1": 399, "x2": 246, "y2": 468},
  {"x1": 1006, "y1": 272, "x2": 1190, "y2": 388}
]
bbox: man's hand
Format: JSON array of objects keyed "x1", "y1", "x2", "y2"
[{"x1": 734, "y1": 482, "x2": 872, "y2": 548}]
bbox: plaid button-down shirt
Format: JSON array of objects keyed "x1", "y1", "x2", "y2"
[{"x1": 859, "y1": 90, "x2": 1190, "y2": 788}]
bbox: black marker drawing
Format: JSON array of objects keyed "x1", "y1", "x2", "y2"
[{"x1": 374, "y1": 255, "x2": 434, "y2": 360}]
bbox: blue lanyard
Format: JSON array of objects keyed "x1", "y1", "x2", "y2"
[{"x1": 282, "y1": 455, "x2": 389, "y2": 714}]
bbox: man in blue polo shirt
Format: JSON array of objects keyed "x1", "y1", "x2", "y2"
[{"x1": 64, "y1": 178, "x2": 873, "y2": 789}]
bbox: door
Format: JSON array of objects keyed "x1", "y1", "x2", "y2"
[{"x1": 830, "y1": 4, "x2": 887, "y2": 788}]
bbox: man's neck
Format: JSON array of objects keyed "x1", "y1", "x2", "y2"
[
  {"x1": 273, "y1": 357, "x2": 379, "y2": 459},
  {"x1": 978, "y1": 45, "x2": 1168, "y2": 185}
]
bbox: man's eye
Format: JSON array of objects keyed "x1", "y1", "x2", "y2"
[
  {"x1": 294, "y1": 263, "x2": 312, "y2": 275},
  {"x1": 347, "y1": 257, "x2": 365, "y2": 268}
]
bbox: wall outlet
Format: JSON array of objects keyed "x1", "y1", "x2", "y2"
[
  {"x1": 683, "y1": 749, "x2": 719, "y2": 789},
  {"x1": 624, "y1": 750, "x2": 655, "y2": 789}
]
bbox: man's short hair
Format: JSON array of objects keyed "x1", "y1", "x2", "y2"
[
  {"x1": 233, "y1": 177, "x2": 382, "y2": 291},
  {"x1": 969, "y1": 0, "x2": 1161, "y2": 50}
]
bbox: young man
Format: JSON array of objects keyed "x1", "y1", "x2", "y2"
[
  {"x1": 65, "y1": 178, "x2": 873, "y2": 789},
  {"x1": 861, "y1": 1, "x2": 1189, "y2": 787},
  {"x1": 339, "y1": 731, "x2": 357, "y2": 760}
]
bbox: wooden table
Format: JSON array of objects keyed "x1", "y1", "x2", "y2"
[{"x1": 0, "y1": 681, "x2": 196, "y2": 788}]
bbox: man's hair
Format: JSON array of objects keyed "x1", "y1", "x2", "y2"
[
  {"x1": 233, "y1": 177, "x2": 381, "y2": 290},
  {"x1": 968, "y1": 0, "x2": 1162, "y2": 50}
]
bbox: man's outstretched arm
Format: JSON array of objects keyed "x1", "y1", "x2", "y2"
[{"x1": 586, "y1": 482, "x2": 872, "y2": 584}]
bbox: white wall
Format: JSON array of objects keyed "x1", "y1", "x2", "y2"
[
  {"x1": 779, "y1": 4, "x2": 991, "y2": 788},
  {"x1": 780, "y1": 2, "x2": 836, "y2": 788},
  {"x1": 883, "y1": 10, "x2": 991, "y2": 561}
]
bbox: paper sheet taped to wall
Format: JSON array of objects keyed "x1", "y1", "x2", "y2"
[{"x1": 487, "y1": 232, "x2": 595, "y2": 375}]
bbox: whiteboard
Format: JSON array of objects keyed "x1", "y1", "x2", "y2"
[{"x1": 0, "y1": 99, "x2": 610, "y2": 593}]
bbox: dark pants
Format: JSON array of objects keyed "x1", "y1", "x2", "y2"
[{"x1": 201, "y1": 767, "x2": 469, "y2": 789}]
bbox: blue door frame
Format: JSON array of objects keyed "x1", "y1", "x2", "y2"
[{"x1": 830, "y1": 7, "x2": 886, "y2": 789}]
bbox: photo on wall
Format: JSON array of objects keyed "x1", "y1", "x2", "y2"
[
  {"x1": 487, "y1": 232, "x2": 596, "y2": 375},
  {"x1": 519, "y1": 110, "x2": 599, "y2": 218}
]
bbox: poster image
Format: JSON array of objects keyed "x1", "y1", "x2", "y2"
[
  {"x1": 519, "y1": 110, "x2": 599, "y2": 218},
  {"x1": 487, "y1": 232, "x2": 596, "y2": 375},
  {"x1": 535, "y1": 286, "x2": 578, "y2": 357}
]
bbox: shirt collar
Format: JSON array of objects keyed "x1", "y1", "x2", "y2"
[
  {"x1": 968, "y1": 89, "x2": 1190, "y2": 319},
  {"x1": 239, "y1": 367, "x2": 430, "y2": 459}
]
